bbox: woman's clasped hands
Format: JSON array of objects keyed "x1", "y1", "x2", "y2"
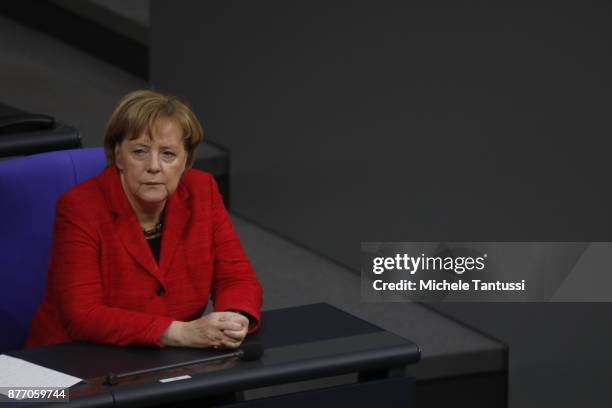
[{"x1": 161, "y1": 311, "x2": 249, "y2": 349}]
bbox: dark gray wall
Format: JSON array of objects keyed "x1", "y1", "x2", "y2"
[
  {"x1": 150, "y1": 1, "x2": 612, "y2": 406},
  {"x1": 434, "y1": 302, "x2": 612, "y2": 406}
]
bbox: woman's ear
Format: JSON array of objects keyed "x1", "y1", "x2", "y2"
[
  {"x1": 182, "y1": 151, "x2": 191, "y2": 172},
  {"x1": 114, "y1": 144, "x2": 123, "y2": 171}
]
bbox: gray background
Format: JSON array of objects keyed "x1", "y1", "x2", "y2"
[{"x1": 150, "y1": 1, "x2": 612, "y2": 406}]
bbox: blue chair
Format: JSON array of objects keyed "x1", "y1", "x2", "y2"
[{"x1": 0, "y1": 148, "x2": 106, "y2": 353}]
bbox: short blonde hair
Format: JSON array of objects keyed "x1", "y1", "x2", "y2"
[{"x1": 104, "y1": 89, "x2": 204, "y2": 167}]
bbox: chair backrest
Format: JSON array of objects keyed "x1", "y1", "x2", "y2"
[{"x1": 0, "y1": 148, "x2": 106, "y2": 353}]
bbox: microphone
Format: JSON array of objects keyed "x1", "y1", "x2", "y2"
[
  {"x1": 104, "y1": 342, "x2": 264, "y2": 385},
  {"x1": 237, "y1": 342, "x2": 264, "y2": 361}
]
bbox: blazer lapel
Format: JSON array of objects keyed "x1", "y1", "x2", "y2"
[
  {"x1": 102, "y1": 167, "x2": 161, "y2": 281},
  {"x1": 115, "y1": 213, "x2": 161, "y2": 279},
  {"x1": 159, "y1": 181, "x2": 191, "y2": 275}
]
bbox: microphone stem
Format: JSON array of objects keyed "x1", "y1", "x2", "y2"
[{"x1": 113, "y1": 349, "x2": 242, "y2": 381}]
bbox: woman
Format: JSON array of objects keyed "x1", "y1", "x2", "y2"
[{"x1": 26, "y1": 90, "x2": 262, "y2": 349}]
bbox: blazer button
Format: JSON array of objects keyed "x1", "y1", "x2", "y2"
[{"x1": 156, "y1": 285, "x2": 165, "y2": 296}]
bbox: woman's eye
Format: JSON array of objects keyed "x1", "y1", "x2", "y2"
[
  {"x1": 162, "y1": 151, "x2": 176, "y2": 158},
  {"x1": 133, "y1": 149, "x2": 147, "y2": 155}
]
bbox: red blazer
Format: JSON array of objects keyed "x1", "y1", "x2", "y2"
[{"x1": 26, "y1": 166, "x2": 262, "y2": 348}]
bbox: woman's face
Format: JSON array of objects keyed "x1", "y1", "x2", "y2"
[{"x1": 115, "y1": 117, "x2": 188, "y2": 210}]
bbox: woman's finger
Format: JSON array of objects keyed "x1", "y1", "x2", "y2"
[
  {"x1": 216, "y1": 320, "x2": 244, "y2": 332},
  {"x1": 220, "y1": 312, "x2": 249, "y2": 328},
  {"x1": 220, "y1": 337, "x2": 242, "y2": 349},
  {"x1": 222, "y1": 329, "x2": 246, "y2": 341}
]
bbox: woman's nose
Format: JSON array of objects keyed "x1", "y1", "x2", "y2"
[{"x1": 147, "y1": 152, "x2": 161, "y2": 173}]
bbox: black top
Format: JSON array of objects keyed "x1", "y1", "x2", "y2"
[
  {"x1": 145, "y1": 211, "x2": 164, "y2": 263},
  {"x1": 146, "y1": 236, "x2": 161, "y2": 264}
]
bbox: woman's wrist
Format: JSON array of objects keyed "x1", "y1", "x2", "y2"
[{"x1": 160, "y1": 321, "x2": 188, "y2": 347}]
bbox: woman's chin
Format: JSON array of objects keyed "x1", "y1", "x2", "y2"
[{"x1": 137, "y1": 192, "x2": 167, "y2": 205}]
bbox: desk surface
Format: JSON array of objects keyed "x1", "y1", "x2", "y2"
[{"x1": 6, "y1": 303, "x2": 419, "y2": 407}]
